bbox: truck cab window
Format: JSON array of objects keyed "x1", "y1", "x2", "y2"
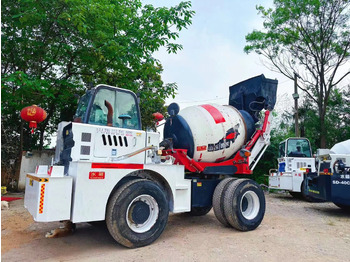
[
  {"x1": 89, "y1": 89, "x2": 115, "y2": 126},
  {"x1": 278, "y1": 142, "x2": 286, "y2": 158},
  {"x1": 287, "y1": 139, "x2": 311, "y2": 157},
  {"x1": 74, "y1": 91, "x2": 92, "y2": 122},
  {"x1": 87, "y1": 87, "x2": 141, "y2": 130},
  {"x1": 115, "y1": 91, "x2": 140, "y2": 130}
]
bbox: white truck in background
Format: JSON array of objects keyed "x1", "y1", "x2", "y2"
[{"x1": 269, "y1": 137, "x2": 316, "y2": 199}]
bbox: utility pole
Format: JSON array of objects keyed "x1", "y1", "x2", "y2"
[{"x1": 292, "y1": 72, "x2": 300, "y2": 137}]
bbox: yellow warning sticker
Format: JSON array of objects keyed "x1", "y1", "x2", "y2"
[
  {"x1": 39, "y1": 184, "x2": 46, "y2": 214},
  {"x1": 309, "y1": 189, "x2": 320, "y2": 194},
  {"x1": 27, "y1": 174, "x2": 49, "y2": 183}
]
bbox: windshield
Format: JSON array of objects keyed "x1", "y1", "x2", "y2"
[
  {"x1": 287, "y1": 139, "x2": 311, "y2": 157},
  {"x1": 88, "y1": 86, "x2": 141, "y2": 130}
]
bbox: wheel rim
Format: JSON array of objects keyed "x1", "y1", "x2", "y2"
[
  {"x1": 240, "y1": 190, "x2": 260, "y2": 220},
  {"x1": 126, "y1": 194, "x2": 159, "y2": 233}
]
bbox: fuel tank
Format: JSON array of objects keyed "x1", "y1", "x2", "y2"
[{"x1": 163, "y1": 104, "x2": 255, "y2": 163}]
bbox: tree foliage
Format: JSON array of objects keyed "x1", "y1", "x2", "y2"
[
  {"x1": 245, "y1": 0, "x2": 350, "y2": 148},
  {"x1": 1, "y1": 0, "x2": 194, "y2": 187},
  {"x1": 297, "y1": 87, "x2": 350, "y2": 148}
]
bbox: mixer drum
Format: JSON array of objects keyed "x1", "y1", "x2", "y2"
[{"x1": 163, "y1": 104, "x2": 255, "y2": 163}]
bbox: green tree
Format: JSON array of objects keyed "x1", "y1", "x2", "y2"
[
  {"x1": 272, "y1": 85, "x2": 350, "y2": 152},
  {"x1": 298, "y1": 87, "x2": 350, "y2": 148},
  {"x1": 1, "y1": 0, "x2": 194, "y2": 187},
  {"x1": 245, "y1": 0, "x2": 350, "y2": 148}
]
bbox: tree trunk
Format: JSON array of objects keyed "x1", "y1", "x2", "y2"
[
  {"x1": 318, "y1": 69, "x2": 327, "y2": 148},
  {"x1": 319, "y1": 112, "x2": 327, "y2": 148}
]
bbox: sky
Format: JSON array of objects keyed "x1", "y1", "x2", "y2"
[{"x1": 142, "y1": 0, "x2": 293, "y2": 112}]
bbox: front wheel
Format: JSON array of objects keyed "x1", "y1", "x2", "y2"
[
  {"x1": 223, "y1": 179, "x2": 265, "y2": 231},
  {"x1": 106, "y1": 179, "x2": 169, "y2": 248}
]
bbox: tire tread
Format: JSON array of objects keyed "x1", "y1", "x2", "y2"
[
  {"x1": 106, "y1": 178, "x2": 146, "y2": 248},
  {"x1": 223, "y1": 179, "x2": 265, "y2": 231},
  {"x1": 212, "y1": 178, "x2": 237, "y2": 227},
  {"x1": 223, "y1": 179, "x2": 248, "y2": 230}
]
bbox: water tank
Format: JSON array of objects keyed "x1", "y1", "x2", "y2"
[{"x1": 163, "y1": 104, "x2": 255, "y2": 163}]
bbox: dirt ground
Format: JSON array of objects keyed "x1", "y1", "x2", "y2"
[{"x1": 2, "y1": 192, "x2": 350, "y2": 262}]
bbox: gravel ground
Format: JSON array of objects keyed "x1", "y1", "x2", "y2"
[{"x1": 2, "y1": 192, "x2": 350, "y2": 262}]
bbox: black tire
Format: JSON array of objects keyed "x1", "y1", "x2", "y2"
[
  {"x1": 106, "y1": 179, "x2": 169, "y2": 248},
  {"x1": 212, "y1": 178, "x2": 237, "y2": 227},
  {"x1": 334, "y1": 203, "x2": 350, "y2": 212},
  {"x1": 289, "y1": 191, "x2": 302, "y2": 199},
  {"x1": 300, "y1": 181, "x2": 323, "y2": 202},
  {"x1": 189, "y1": 206, "x2": 212, "y2": 216},
  {"x1": 223, "y1": 179, "x2": 265, "y2": 231}
]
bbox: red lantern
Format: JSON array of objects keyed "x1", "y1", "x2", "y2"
[
  {"x1": 20, "y1": 105, "x2": 47, "y2": 133},
  {"x1": 152, "y1": 112, "x2": 164, "y2": 126},
  {"x1": 152, "y1": 112, "x2": 164, "y2": 122}
]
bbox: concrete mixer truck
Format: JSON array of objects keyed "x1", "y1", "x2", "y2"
[
  {"x1": 304, "y1": 140, "x2": 350, "y2": 210},
  {"x1": 24, "y1": 74, "x2": 278, "y2": 248}
]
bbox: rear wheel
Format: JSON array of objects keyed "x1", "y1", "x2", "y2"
[
  {"x1": 189, "y1": 206, "x2": 212, "y2": 216},
  {"x1": 212, "y1": 178, "x2": 237, "y2": 227},
  {"x1": 301, "y1": 181, "x2": 323, "y2": 202},
  {"x1": 106, "y1": 179, "x2": 169, "y2": 248},
  {"x1": 289, "y1": 191, "x2": 302, "y2": 199},
  {"x1": 223, "y1": 179, "x2": 265, "y2": 231}
]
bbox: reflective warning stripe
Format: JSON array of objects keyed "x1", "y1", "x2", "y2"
[
  {"x1": 200, "y1": 104, "x2": 226, "y2": 124},
  {"x1": 26, "y1": 174, "x2": 49, "y2": 183},
  {"x1": 91, "y1": 163, "x2": 144, "y2": 169},
  {"x1": 39, "y1": 184, "x2": 45, "y2": 214}
]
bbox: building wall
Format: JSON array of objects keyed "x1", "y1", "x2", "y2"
[{"x1": 18, "y1": 150, "x2": 55, "y2": 191}]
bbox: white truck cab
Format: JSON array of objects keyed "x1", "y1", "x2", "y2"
[
  {"x1": 269, "y1": 137, "x2": 315, "y2": 198},
  {"x1": 24, "y1": 85, "x2": 192, "y2": 239}
]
